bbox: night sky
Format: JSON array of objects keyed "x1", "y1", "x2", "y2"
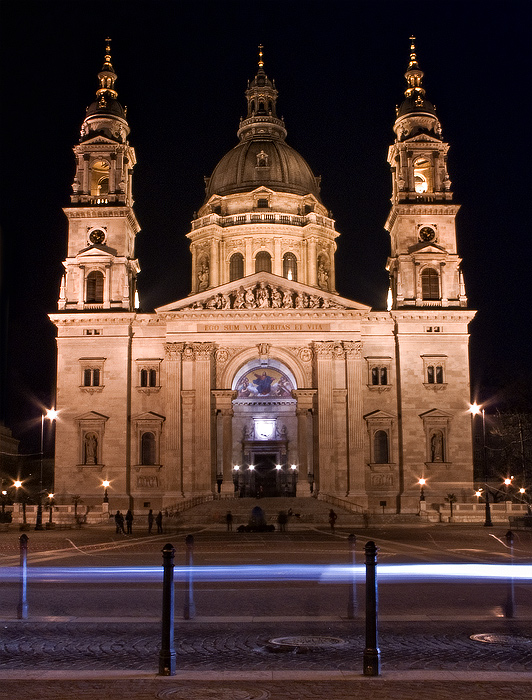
[{"x1": 1, "y1": 0, "x2": 530, "y2": 454}]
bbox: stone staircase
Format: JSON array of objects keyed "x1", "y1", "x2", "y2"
[{"x1": 172, "y1": 496, "x2": 365, "y2": 528}]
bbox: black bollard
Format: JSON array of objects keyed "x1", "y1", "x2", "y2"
[
  {"x1": 184, "y1": 534, "x2": 196, "y2": 619},
  {"x1": 159, "y1": 542, "x2": 176, "y2": 676},
  {"x1": 505, "y1": 530, "x2": 515, "y2": 618},
  {"x1": 363, "y1": 540, "x2": 380, "y2": 676},
  {"x1": 347, "y1": 533, "x2": 357, "y2": 619},
  {"x1": 17, "y1": 534, "x2": 29, "y2": 619}
]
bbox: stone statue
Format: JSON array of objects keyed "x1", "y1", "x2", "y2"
[
  {"x1": 295, "y1": 292, "x2": 305, "y2": 308},
  {"x1": 431, "y1": 431, "x2": 444, "y2": 462},
  {"x1": 234, "y1": 288, "x2": 245, "y2": 309},
  {"x1": 84, "y1": 433, "x2": 98, "y2": 465},
  {"x1": 271, "y1": 287, "x2": 282, "y2": 308},
  {"x1": 198, "y1": 260, "x2": 210, "y2": 291},
  {"x1": 257, "y1": 282, "x2": 269, "y2": 308},
  {"x1": 317, "y1": 261, "x2": 329, "y2": 290},
  {"x1": 244, "y1": 288, "x2": 256, "y2": 308},
  {"x1": 282, "y1": 289, "x2": 293, "y2": 308},
  {"x1": 222, "y1": 293, "x2": 231, "y2": 309}
]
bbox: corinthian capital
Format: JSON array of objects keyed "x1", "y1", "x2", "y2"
[{"x1": 164, "y1": 342, "x2": 185, "y2": 360}]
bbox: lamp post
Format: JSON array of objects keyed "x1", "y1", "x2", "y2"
[
  {"x1": 102, "y1": 480, "x2": 110, "y2": 503},
  {"x1": 37, "y1": 409, "x2": 58, "y2": 531},
  {"x1": 469, "y1": 403, "x2": 492, "y2": 527},
  {"x1": 47, "y1": 493, "x2": 54, "y2": 527}
]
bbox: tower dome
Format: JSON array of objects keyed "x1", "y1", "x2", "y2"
[{"x1": 204, "y1": 48, "x2": 321, "y2": 201}]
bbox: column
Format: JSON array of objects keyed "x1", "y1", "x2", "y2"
[
  {"x1": 292, "y1": 389, "x2": 316, "y2": 496},
  {"x1": 213, "y1": 390, "x2": 238, "y2": 496},
  {"x1": 192, "y1": 343, "x2": 215, "y2": 493},
  {"x1": 245, "y1": 237, "x2": 253, "y2": 276},
  {"x1": 344, "y1": 341, "x2": 366, "y2": 504},
  {"x1": 273, "y1": 237, "x2": 282, "y2": 276},
  {"x1": 314, "y1": 341, "x2": 335, "y2": 494},
  {"x1": 308, "y1": 238, "x2": 317, "y2": 287},
  {"x1": 164, "y1": 343, "x2": 184, "y2": 500},
  {"x1": 210, "y1": 238, "x2": 219, "y2": 288}
]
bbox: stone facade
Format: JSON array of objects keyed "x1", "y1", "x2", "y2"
[{"x1": 50, "y1": 41, "x2": 475, "y2": 514}]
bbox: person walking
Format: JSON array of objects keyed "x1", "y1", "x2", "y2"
[
  {"x1": 329, "y1": 509, "x2": 337, "y2": 532},
  {"x1": 226, "y1": 510, "x2": 233, "y2": 532},
  {"x1": 125, "y1": 509, "x2": 133, "y2": 534},
  {"x1": 147, "y1": 509, "x2": 154, "y2": 534},
  {"x1": 114, "y1": 510, "x2": 125, "y2": 534},
  {"x1": 156, "y1": 510, "x2": 163, "y2": 534},
  {"x1": 277, "y1": 510, "x2": 288, "y2": 532}
]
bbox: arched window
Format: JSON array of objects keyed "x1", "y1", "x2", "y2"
[
  {"x1": 413, "y1": 156, "x2": 432, "y2": 193},
  {"x1": 374, "y1": 430, "x2": 389, "y2": 464},
  {"x1": 283, "y1": 253, "x2": 297, "y2": 281},
  {"x1": 86, "y1": 271, "x2": 104, "y2": 303},
  {"x1": 421, "y1": 268, "x2": 440, "y2": 299},
  {"x1": 141, "y1": 432, "x2": 156, "y2": 465},
  {"x1": 255, "y1": 251, "x2": 272, "y2": 273},
  {"x1": 97, "y1": 177, "x2": 109, "y2": 195},
  {"x1": 229, "y1": 253, "x2": 244, "y2": 281}
]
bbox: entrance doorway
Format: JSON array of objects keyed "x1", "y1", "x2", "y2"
[{"x1": 254, "y1": 454, "x2": 278, "y2": 497}]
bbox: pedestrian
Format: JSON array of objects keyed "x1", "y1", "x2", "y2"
[
  {"x1": 329, "y1": 509, "x2": 337, "y2": 532},
  {"x1": 226, "y1": 510, "x2": 233, "y2": 531},
  {"x1": 115, "y1": 510, "x2": 125, "y2": 534},
  {"x1": 125, "y1": 509, "x2": 133, "y2": 534},
  {"x1": 148, "y1": 509, "x2": 154, "y2": 534},
  {"x1": 156, "y1": 510, "x2": 163, "y2": 534},
  {"x1": 277, "y1": 510, "x2": 288, "y2": 532}
]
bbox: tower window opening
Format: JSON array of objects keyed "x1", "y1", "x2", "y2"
[
  {"x1": 413, "y1": 156, "x2": 433, "y2": 193},
  {"x1": 426, "y1": 364, "x2": 444, "y2": 384},
  {"x1": 414, "y1": 175, "x2": 427, "y2": 193},
  {"x1": 257, "y1": 198, "x2": 269, "y2": 208},
  {"x1": 97, "y1": 177, "x2": 109, "y2": 195},
  {"x1": 229, "y1": 253, "x2": 244, "y2": 281},
  {"x1": 255, "y1": 251, "x2": 272, "y2": 273},
  {"x1": 83, "y1": 368, "x2": 100, "y2": 387},
  {"x1": 86, "y1": 271, "x2": 104, "y2": 303},
  {"x1": 421, "y1": 268, "x2": 440, "y2": 300},
  {"x1": 283, "y1": 252, "x2": 297, "y2": 281}
]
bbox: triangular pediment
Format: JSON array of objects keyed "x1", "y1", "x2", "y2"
[
  {"x1": 77, "y1": 244, "x2": 118, "y2": 258},
  {"x1": 407, "y1": 133, "x2": 443, "y2": 144},
  {"x1": 409, "y1": 242, "x2": 446, "y2": 254},
  {"x1": 79, "y1": 135, "x2": 118, "y2": 146},
  {"x1": 131, "y1": 411, "x2": 166, "y2": 422},
  {"x1": 75, "y1": 411, "x2": 109, "y2": 422},
  {"x1": 155, "y1": 272, "x2": 371, "y2": 313},
  {"x1": 363, "y1": 409, "x2": 396, "y2": 420},
  {"x1": 419, "y1": 408, "x2": 453, "y2": 419}
]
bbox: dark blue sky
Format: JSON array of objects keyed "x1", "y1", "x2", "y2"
[{"x1": 1, "y1": 0, "x2": 530, "y2": 453}]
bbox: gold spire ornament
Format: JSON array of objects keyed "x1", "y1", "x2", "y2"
[{"x1": 258, "y1": 44, "x2": 264, "y2": 68}]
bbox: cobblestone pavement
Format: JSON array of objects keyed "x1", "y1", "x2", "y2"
[
  {"x1": 1, "y1": 619, "x2": 531, "y2": 672},
  {"x1": 1, "y1": 677, "x2": 531, "y2": 700}
]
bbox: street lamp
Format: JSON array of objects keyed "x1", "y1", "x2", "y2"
[
  {"x1": 48, "y1": 493, "x2": 55, "y2": 527},
  {"x1": 469, "y1": 403, "x2": 492, "y2": 527},
  {"x1": 37, "y1": 409, "x2": 58, "y2": 531},
  {"x1": 102, "y1": 480, "x2": 110, "y2": 503},
  {"x1": 418, "y1": 478, "x2": 426, "y2": 501}
]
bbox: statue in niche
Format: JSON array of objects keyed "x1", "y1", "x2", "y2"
[
  {"x1": 257, "y1": 282, "x2": 269, "y2": 308},
  {"x1": 271, "y1": 287, "x2": 282, "y2": 308},
  {"x1": 197, "y1": 259, "x2": 210, "y2": 291},
  {"x1": 234, "y1": 288, "x2": 245, "y2": 309},
  {"x1": 282, "y1": 289, "x2": 294, "y2": 308},
  {"x1": 244, "y1": 287, "x2": 256, "y2": 308},
  {"x1": 317, "y1": 260, "x2": 329, "y2": 290},
  {"x1": 431, "y1": 431, "x2": 444, "y2": 462},
  {"x1": 84, "y1": 433, "x2": 98, "y2": 465}
]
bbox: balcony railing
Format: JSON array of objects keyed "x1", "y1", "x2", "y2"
[{"x1": 191, "y1": 212, "x2": 334, "y2": 231}]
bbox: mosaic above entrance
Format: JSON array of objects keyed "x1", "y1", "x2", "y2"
[{"x1": 236, "y1": 367, "x2": 294, "y2": 398}]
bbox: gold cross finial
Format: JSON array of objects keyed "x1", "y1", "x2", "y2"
[{"x1": 258, "y1": 44, "x2": 264, "y2": 68}]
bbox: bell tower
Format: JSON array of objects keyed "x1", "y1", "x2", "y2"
[
  {"x1": 58, "y1": 39, "x2": 140, "y2": 311},
  {"x1": 385, "y1": 38, "x2": 467, "y2": 309}
]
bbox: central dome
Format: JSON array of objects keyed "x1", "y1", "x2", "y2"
[
  {"x1": 204, "y1": 59, "x2": 321, "y2": 202},
  {"x1": 205, "y1": 138, "x2": 321, "y2": 200}
]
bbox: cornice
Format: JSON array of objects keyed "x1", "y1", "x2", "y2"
[{"x1": 391, "y1": 310, "x2": 476, "y2": 322}]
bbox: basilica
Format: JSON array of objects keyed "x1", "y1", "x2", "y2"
[{"x1": 50, "y1": 40, "x2": 475, "y2": 514}]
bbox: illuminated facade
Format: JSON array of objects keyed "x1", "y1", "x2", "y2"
[{"x1": 50, "y1": 41, "x2": 475, "y2": 514}]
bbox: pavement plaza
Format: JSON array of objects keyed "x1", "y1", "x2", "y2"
[{"x1": 0, "y1": 524, "x2": 531, "y2": 698}]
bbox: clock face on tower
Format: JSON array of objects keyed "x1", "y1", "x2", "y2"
[
  {"x1": 419, "y1": 226, "x2": 436, "y2": 242},
  {"x1": 89, "y1": 229, "x2": 106, "y2": 245}
]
